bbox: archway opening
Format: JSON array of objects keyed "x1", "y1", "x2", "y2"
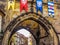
[{"x1": 9, "y1": 28, "x2": 36, "y2": 45}]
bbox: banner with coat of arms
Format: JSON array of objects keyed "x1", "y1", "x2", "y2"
[
  {"x1": 48, "y1": 2, "x2": 54, "y2": 17},
  {"x1": 36, "y1": 0, "x2": 43, "y2": 13},
  {"x1": 20, "y1": 0, "x2": 28, "y2": 12}
]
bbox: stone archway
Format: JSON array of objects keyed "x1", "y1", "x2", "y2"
[
  {"x1": 0, "y1": 9, "x2": 5, "y2": 32},
  {"x1": 0, "y1": 9, "x2": 5, "y2": 45},
  {"x1": 0, "y1": 9, "x2": 5, "y2": 17},
  {"x1": 2, "y1": 12, "x2": 59, "y2": 45}
]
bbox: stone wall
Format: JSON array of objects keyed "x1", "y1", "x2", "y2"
[{"x1": 0, "y1": 0, "x2": 60, "y2": 45}]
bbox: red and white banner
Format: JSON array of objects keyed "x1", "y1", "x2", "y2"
[{"x1": 20, "y1": 0, "x2": 28, "y2": 12}]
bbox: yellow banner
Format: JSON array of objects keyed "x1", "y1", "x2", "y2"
[{"x1": 8, "y1": 0, "x2": 15, "y2": 11}]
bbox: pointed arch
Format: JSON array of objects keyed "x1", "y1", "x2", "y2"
[{"x1": 2, "y1": 12, "x2": 59, "y2": 45}]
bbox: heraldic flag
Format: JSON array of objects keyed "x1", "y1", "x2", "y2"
[
  {"x1": 20, "y1": 0, "x2": 28, "y2": 12},
  {"x1": 36, "y1": 0, "x2": 43, "y2": 13},
  {"x1": 48, "y1": 2, "x2": 54, "y2": 16},
  {"x1": 8, "y1": 0, "x2": 15, "y2": 11}
]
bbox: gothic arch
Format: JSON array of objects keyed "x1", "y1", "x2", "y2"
[
  {"x1": 2, "y1": 12, "x2": 59, "y2": 45},
  {"x1": 0, "y1": 9, "x2": 5, "y2": 17},
  {"x1": 0, "y1": 9, "x2": 5, "y2": 32}
]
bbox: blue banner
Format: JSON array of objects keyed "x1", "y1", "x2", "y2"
[{"x1": 36, "y1": 0, "x2": 43, "y2": 13}]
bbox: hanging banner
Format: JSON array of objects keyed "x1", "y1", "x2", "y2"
[
  {"x1": 8, "y1": 0, "x2": 15, "y2": 11},
  {"x1": 20, "y1": 0, "x2": 28, "y2": 12},
  {"x1": 36, "y1": 0, "x2": 43, "y2": 13},
  {"x1": 48, "y1": 2, "x2": 54, "y2": 16}
]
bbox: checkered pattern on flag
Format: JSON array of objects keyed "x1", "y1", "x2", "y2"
[{"x1": 48, "y1": 2, "x2": 54, "y2": 16}]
